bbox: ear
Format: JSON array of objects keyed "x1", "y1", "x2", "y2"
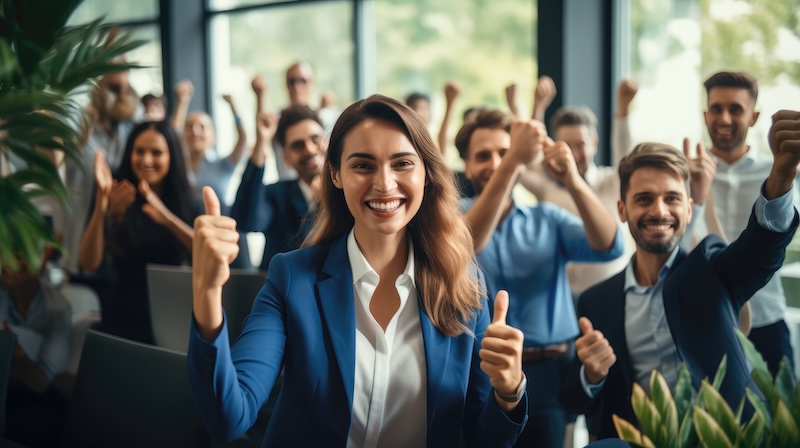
[
  {"x1": 686, "y1": 197, "x2": 693, "y2": 224},
  {"x1": 330, "y1": 168, "x2": 343, "y2": 189},
  {"x1": 750, "y1": 111, "x2": 760, "y2": 127},
  {"x1": 617, "y1": 199, "x2": 627, "y2": 223}
]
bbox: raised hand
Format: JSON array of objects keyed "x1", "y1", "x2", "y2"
[
  {"x1": 320, "y1": 90, "x2": 337, "y2": 109},
  {"x1": 93, "y1": 151, "x2": 113, "y2": 209},
  {"x1": 251, "y1": 75, "x2": 266, "y2": 96},
  {"x1": 256, "y1": 111, "x2": 279, "y2": 142},
  {"x1": 175, "y1": 80, "x2": 195, "y2": 103},
  {"x1": 480, "y1": 290, "x2": 525, "y2": 406},
  {"x1": 543, "y1": 140, "x2": 580, "y2": 186},
  {"x1": 444, "y1": 81, "x2": 461, "y2": 104},
  {"x1": 532, "y1": 75, "x2": 556, "y2": 121},
  {"x1": 193, "y1": 187, "x2": 240, "y2": 292},
  {"x1": 683, "y1": 137, "x2": 716, "y2": 205},
  {"x1": 766, "y1": 110, "x2": 800, "y2": 200},
  {"x1": 505, "y1": 82, "x2": 520, "y2": 117},
  {"x1": 108, "y1": 179, "x2": 136, "y2": 222},
  {"x1": 139, "y1": 180, "x2": 173, "y2": 227},
  {"x1": 508, "y1": 119, "x2": 547, "y2": 167},
  {"x1": 576, "y1": 317, "x2": 616, "y2": 385},
  {"x1": 616, "y1": 78, "x2": 639, "y2": 118}
]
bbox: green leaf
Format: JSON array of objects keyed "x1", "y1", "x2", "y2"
[
  {"x1": 613, "y1": 414, "x2": 656, "y2": 448},
  {"x1": 675, "y1": 362, "x2": 695, "y2": 424},
  {"x1": 678, "y1": 405, "x2": 698, "y2": 448},
  {"x1": 650, "y1": 369, "x2": 679, "y2": 447},
  {"x1": 738, "y1": 412, "x2": 766, "y2": 448},
  {"x1": 791, "y1": 381, "x2": 800, "y2": 431},
  {"x1": 772, "y1": 400, "x2": 800, "y2": 448},
  {"x1": 631, "y1": 382, "x2": 667, "y2": 447},
  {"x1": 712, "y1": 354, "x2": 728, "y2": 391},
  {"x1": 735, "y1": 328, "x2": 770, "y2": 378},
  {"x1": 693, "y1": 405, "x2": 733, "y2": 448},
  {"x1": 774, "y1": 356, "x2": 794, "y2": 407},
  {"x1": 745, "y1": 387, "x2": 773, "y2": 429},
  {"x1": 699, "y1": 380, "x2": 740, "y2": 444}
]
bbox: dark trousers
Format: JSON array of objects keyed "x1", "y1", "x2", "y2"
[
  {"x1": 749, "y1": 319, "x2": 795, "y2": 378},
  {"x1": 513, "y1": 342, "x2": 576, "y2": 448}
]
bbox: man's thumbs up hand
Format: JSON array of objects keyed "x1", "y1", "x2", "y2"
[{"x1": 576, "y1": 317, "x2": 616, "y2": 385}]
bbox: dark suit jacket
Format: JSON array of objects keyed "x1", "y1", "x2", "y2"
[
  {"x1": 230, "y1": 161, "x2": 315, "y2": 270},
  {"x1": 188, "y1": 234, "x2": 528, "y2": 447},
  {"x1": 561, "y1": 207, "x2": 798, "y2": 439}
]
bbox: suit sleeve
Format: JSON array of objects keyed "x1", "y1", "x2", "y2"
[
  {"x1": 187, "y1": 254, "x2": 289, "y2": 442},
  {"x1": 230, "y1": 160, "x2": 271, "y2": 232},
  {"x1": 462, "y1": 268, "x2": 528, "y2": 448},
  {"x1": 559, "y1": 293, "x2": 602, "y2": 414}
]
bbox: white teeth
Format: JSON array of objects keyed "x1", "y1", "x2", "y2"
[
  {"x1": 645, "y1": 224, "x2": 671, "y2": 230},
  {"x1": 367, "y1": 200, "x2": 401, "y2": 211}
]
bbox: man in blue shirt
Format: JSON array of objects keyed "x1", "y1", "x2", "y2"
[
  {"x1": 457, "y1": 109, "x2": 624, "y2": 447},
  {"x1": 561, "y1": 111, "x2": 800, "y2": 440}
]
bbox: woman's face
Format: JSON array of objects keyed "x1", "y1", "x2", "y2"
[
  {"x1": 332, "y1": 118, "x2": 426, "y2": 241},
  {"x1": 131, "y1": 129, "x2": 171, "y2": 188}
]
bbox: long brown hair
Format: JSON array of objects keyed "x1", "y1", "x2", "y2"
[{"x1": 304, "y1": 95, "x2": 482, "y2": 336}]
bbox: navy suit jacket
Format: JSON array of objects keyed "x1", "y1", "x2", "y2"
[
  {"x1": 560, "y1": 207, "x2": 798, "y2": 439},
  {"x1": 188, "y1": 234, "x2": 528, "y2": 447},
  {"x1": 230, "y1": 161, "x2": 315, "y2": 270}
]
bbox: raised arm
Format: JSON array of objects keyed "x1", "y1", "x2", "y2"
[
  {"x1": 611, "y1": 78, "x2": 638, "y2": 162},
  {"x1": 250, "y1": 75, "x2": 276, "y2": 167},
  {"x1": 505, "y1": 83, "x2": 521, "y2": 118},
  {"x1": 531, "y1": 75, "x2": 556, "y2": 122},
  {"x1": 765, "y1": 110, "x2": 800, "y2": 200},
  {"x1": 78, "y1": 152, "x2": 113, "y2": 273},
  {"x1": 138, "y1": 180, "x2": 195, "y2": 252},
  {"x1": 169, "y1": 80, "x2": 194, "y2": 132},
  {"x1": 542, "y1": 141, "x2": 618, "y2": 251},
  {"x1": 466, "y1": 120, "x2": 545, "y2": 252},
  {"x1": 222, "y1": 94, "x2": 248, "y2": 165},
  {"x1": 437, "y1": 80, "x2": 461, "y2": 155}
]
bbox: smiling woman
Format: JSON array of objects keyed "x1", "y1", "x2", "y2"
[
  {"x1": 188, "y1": 95, "x2": 530, "y2": 447},
  {"x1": 78, "y1": 121, "x2": 197, "y2": 344}
]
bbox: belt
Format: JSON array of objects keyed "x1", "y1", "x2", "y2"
[{"x1": 521, "y1": 342, "x2": 569, "y2": 362}]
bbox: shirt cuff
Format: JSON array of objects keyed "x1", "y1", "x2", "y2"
[
  {"x1": 580, "y1": 365, "x2": 606, "y2": 398},
  {"x1": 755, "y1": 181, "x2": 795, "y2": 233}
]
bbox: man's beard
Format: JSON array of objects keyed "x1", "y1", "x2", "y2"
[
  {"x1": 710, "y1": 126, "x2": 746, "y2": 153},
  {"x1": 631, "y1": 218, "x2": 682, "y2": 254}
]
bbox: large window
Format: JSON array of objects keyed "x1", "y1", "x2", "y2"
[
  {"x1": 373, "y1": 0, "x2": 537, "y2": 164},
  {"x1": 627, "y1": 0, "x2": 800, "y2": 155},
  {"x1": 68, "y1": 0, "x2": 162, "y2": 98}
]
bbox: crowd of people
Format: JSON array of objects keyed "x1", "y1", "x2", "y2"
[{"x1": 1, "y1": 58, "x2": 800, "y2": 448}]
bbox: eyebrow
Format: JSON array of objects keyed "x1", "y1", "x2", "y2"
[{"x1": 346, "y1": 151, "x2": 419, "y2": 161}]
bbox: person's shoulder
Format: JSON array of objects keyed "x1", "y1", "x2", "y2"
[{"x1": 580, "y1": 270, "x2": 625, "y2": 304}]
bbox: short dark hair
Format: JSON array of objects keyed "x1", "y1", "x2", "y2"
[
  {"x1": 275, "y1": 105, "x2": 324, "y2": 148},
  {"x1": 550, "y1": 105, "x2": 598, "y2": 138},
  {"x1": 405, "y1": 92, "x2": 430, "y2": 107},
  {"x1": 618, "y1": 142, "x2": 689, "y2": 200},
  {"x1": 704, "y1": 71, "x2": 758, "y2": 102},
  {"x1": 454, "y1": 108, "x2": 513, "y2": 160}
]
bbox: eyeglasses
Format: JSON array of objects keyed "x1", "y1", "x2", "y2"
[{"x1": 288, "y1": 77, "x2": 308, "y2": 86}]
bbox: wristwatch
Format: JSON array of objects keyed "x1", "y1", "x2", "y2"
[{"x1": 495, "y1": 374, "x2": 527, "y2": 403}]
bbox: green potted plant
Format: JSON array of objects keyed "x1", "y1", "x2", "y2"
[
  {"x1": 0, "y1": 0, "x2": 142, "y2": 273},
  {"x1": 613, "y1": 329, "x2": 799, "y2": 447}
]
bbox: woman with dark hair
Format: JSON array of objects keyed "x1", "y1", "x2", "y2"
[
  {"x1": 79, "y1": 121, "x2": 196, "y2": 344},
  {"x1": 189, "y1": 95, "x2": 528, "y2": 447}
]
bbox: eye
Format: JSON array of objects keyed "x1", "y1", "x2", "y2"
[
  {"x1": 394, "y1": 159, "x2": 414, "y2": 168},
  {"x1": 351, "y1": 161, "x2": 373, "y2": 170},
  {"x1": 636, "y1": 196, "x2": 651, "y2": 204}
]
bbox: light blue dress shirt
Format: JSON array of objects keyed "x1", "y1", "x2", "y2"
[
  {"x1": 461, "y1": 198, "x2": 624, "y2": 346},
  {"x1": 581, "y1": 182, "x2": 796, "y2": 397}
]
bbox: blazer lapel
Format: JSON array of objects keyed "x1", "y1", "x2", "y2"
[
  {"x1": 605, "y1": 272, "x2": 634, "y2": 389},
  {"x1": 317, "y1": 235, "x2": 356, "y2": 412},
  {"x1": 418, "y1": 300, "x2": 451, "y2": 431},
  {"x1": 289, "y1": 181, "x2": 310, "y2": 217}
]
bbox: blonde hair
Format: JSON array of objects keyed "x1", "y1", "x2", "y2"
[{"x1": 304, "y1": 95, "x2": 482, "y2": 336}]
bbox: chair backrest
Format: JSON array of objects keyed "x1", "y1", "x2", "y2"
[
  {"x1": 0, "y1": 331, "x2": 17, "y2": 435},
  {"x1": 62, "y1": 330, "x2": 208, "y2": 448},
  {"x1": 146, "y1": 264, "x2": 265, "y2": 352}
]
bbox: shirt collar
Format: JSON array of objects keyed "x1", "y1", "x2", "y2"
[
  {"x1": 346, "y1": 228, "x2": 416, "y2": 287},
  {"x1": 623, "y1": 248, "x2": 681, "y2": 292},
  {"x1": 297, "y1": 179, "x2": 314, "y2": 205},
  {"x1": 713, "y1": 145, "x2": 759, "y2": 168}
]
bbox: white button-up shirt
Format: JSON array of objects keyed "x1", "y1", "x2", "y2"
[{"x1": 346, "y1": 230, "x2": 427, "y2": 448}]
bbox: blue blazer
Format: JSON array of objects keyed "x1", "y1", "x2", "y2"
[
  {"x1": 230, "y1": 161, "x2": 315, "y2": 270},
  {"x1": 560, "y1": 206, "x2": 798, "y2": 439},
  {"x1": 188, "y1": 234, "x2": 528, "y2": 447}
]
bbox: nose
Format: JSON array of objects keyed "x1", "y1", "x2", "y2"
[
  {"x1": 651, "y1": 197, "x2": 669, "y2": 217},
  {"x1": 303, "y1": 140, "x2": 318, "y2": 157},
  {"x1": 489, "y1": 152, "x2": 502, "y2": 170},
  {"x1": 719, "y1": 109, "x2": 732, "y2": 124},
  {"x1": 373, "y1": 165, "x2": 397, "y2": 193}
]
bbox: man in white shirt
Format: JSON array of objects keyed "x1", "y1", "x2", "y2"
[{"x1": 691, "y1": 71, "x2": 799, "y2": 377}]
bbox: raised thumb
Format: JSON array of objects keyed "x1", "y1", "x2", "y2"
[
  {"x1": 492, "y1": 290, "x2": 509, "y2": 325},
  {"x1": 578, "y1": 317, "x2": 594, "y2": 335},
  {"x1": 202, "y1": 186, "x2": 221, "y2": 217}
]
